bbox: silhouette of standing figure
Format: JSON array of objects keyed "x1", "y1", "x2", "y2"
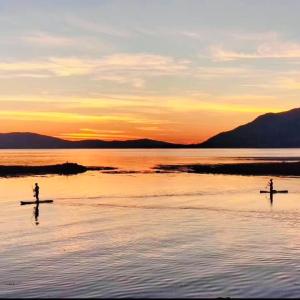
[
  {"x1": 269, "y1": 179, "x2": 274, "y2": 193},
  {"x1": 34, "y1": 183, "x2": 40, "y2": 203}
]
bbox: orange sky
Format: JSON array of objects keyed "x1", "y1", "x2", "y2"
[{"x1": 0, "y1": 96, "x2": 289, "y2": 144}]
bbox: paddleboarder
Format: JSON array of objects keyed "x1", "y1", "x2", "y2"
[
  {"x1": 268, "y1": 179, "x2": 274, "y2": 193},
  {"x1": 33, "y1": 183, "x2": 40, "y2": 203}
]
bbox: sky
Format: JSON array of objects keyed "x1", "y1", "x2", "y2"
[{"x1": 0, "y1": 0, "x2": 300, "y2": 144}]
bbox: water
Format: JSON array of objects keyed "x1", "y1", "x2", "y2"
[{"x1": 1, "y1": 149, "x2": 300, "y2": 298}]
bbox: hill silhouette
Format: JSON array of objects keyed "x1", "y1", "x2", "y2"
[
  {"x1": 199, "y1": 108, "x2": 300, "y2": 148},
  {"x1": 0, "y1": 132, "x2": 184, "y2": 149}
]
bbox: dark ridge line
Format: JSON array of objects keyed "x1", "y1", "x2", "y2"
[
  {"x1": 0, "y1": 132, "x2": 191, "y2": 148},
  {"x1": 0, "y1": 162, "x2": 117, "y2": 178},
  {"x1": 155, "y1": 161, "x2": 300, "y2": 176}
]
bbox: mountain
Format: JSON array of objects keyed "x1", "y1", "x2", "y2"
[
  {"x1": 74, "y1": 138, "x2": 183, "y2": 148},
  {"x1": 199, "y1": 108, "x2": 300, "y2": 148},
  {"x1": 0, "y1": 132, "x2": 72, "y2": 148},
  {"x1": 0, "y1": 132, "x2": 184, "y2": 149}
]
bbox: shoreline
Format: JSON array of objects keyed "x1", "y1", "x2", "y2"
[
  {"x1": 0, "y1": 163, "x2": 116, "y2": 177},
  {"x1": 2, "y1": 160, "x2": 300, "y2": 177},
  {"x1": 155, "y1": 161, "x2": 300, "y2": 176}
]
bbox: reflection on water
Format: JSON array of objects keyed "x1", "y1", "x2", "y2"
[
  {"x1": 0, "y1": 149, "x2": 300, "y2": 298},
  {"x1": 33, "y1": 202, "x2": 40, "y2": 226},
  {"x1": 270, "y1": 192, "x2": 274, "y2": 207},
  {"x1": 1, "y1": 148, "x2": 300, "y2": 171}
]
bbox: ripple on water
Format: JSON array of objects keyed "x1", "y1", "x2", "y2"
[{"x1": 1, "y1": 155, "x2": 300, "y2": 297}]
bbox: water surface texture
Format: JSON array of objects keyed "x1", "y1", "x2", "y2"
[{"x1": 1, "y1": 149, "x2": 300, "y2": 298}]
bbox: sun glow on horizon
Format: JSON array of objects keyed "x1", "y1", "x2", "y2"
[{"x1": 0, "y1": 94, "x2": 290, "y2": 144}]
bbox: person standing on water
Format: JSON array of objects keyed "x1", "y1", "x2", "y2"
[
  {"x1": 33, "y1": 183, "x2": 40, "y2": 202},
  {"x1": 268, "y1": 179, "x2": 274, "y2": 193}
]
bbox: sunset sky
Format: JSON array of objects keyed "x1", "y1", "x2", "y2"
[{"x1": 1, "y1": 0, "x2": 300, "y2": 143}]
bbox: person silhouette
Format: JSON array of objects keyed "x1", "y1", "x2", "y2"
[
  {"x1": 268, "y1": 179, "x2": 274, "y2": 193},
  {"x1": 33, "y1": 183, "x2": 40, "y2": 203}
]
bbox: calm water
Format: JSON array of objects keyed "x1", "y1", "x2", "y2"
[{"x1": 1, "y1": 149, "x2": 300, "y2": 298}]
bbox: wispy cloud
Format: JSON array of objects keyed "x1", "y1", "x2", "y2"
[
  {"x1": 66, "y1": 16, "x2": 133, "y2": 38},
  {"x1": 59, "y1": 132, "x2": 142, "y2": 140},
  {"x1": 0, "y1": 54, "x2": 189, "y2": 75},
  {"x1": 195, "y1": 66, "x2": 249, "y2": 79},
  {"x1": 0, "y1": 110, "x2": 133, "y2": 122},
  {"x1": 210, "y1": 41, "x2": 300, "y2": 61},
  {"x1": 21, "y1": 32, "x2": 75, "y2": 47},
  {"x1": 276, "y1": 78, "x2": 300, "y2": 90},
  {"x1": 228, "y1": 31, "x2": 279, "y2": 42},
  {"x1": 170, "y1": 99, "x2": 283, "y2": 114},
  {"x1": 96, "y1": 54, "x2": 190, "y2": 73},
  {"x1": 0, "y1": 54, "x2": 190, "y2": 88},
  {"x1": 59, "y1": 128, "x2": 139, "y2": 140}
]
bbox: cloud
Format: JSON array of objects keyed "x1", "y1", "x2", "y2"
[
  {"x1": 59, "y1": 128, "x2": 138, "y2": 140},
  {"x1": 0, "y1": 53, "x2": 190, "y2": 88},
  {"x1": 59, "y1": 132, "x2": 142, "y2": 140},
  {"x1": 0, "y1": 58, "x2": 90, "y2": 77},
  {"x1": 277, "y1": 78, "x2": 300, "y2": 90},
  {"x1": 228, "y1": 31, "x2": 279, "y2": 42},
  {"x1": 0, "y1": 105, "x2": 174, "y2": 125},
  {"x1": 210, "y1": 41, "x2": 300, "y2": 61},
  {"x1": 195, "y1": 66, "x2": 249, "y2": 79},
  {"x1": 0, "y1": 54, "x2": 189, "y2": 75},
  {"x1": 97, "y1": 53, "x2": 190, "y2": 73},
  {"x1": 66, "y1": 16, "x2": 134, "y2": 38},
  {"x1": 169, "y1": 99, "x2": 283, "y2": 114},
  {"x1": 90, "y1": 74, "x2": 145, "y2": 88},
  {"x1": 21, "y1": 32, "x2": 75, "y2": 47}
]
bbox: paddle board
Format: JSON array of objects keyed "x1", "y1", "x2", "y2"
[
  {"x1": 20, "y1": 200, "x2": 54, "y2": 205},
  {"x1": 260, "y1": 190, "x2": 288, "y2": 194}
]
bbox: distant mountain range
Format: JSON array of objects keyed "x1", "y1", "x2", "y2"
[
  {"x1": 0, "y1": 132, "x2": 184, "y2": 149},
  {"x1": 199, "y1": 108, "x2": 300, "y2": 148},
  {"x1": 2, "y1": 108, "x2": 300, "y2": 148}
]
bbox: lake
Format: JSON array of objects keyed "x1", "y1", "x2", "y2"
[{"x1": 1, "y1": 149, "x2": 300, "y2": 298}]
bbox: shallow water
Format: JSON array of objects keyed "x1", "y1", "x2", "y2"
[
  {"x1": 1, "y1": 149, "x2": 300, "y2": 298},
  {"x1": 1, "y1": 148, "x2": 300, "y2": 170}
]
